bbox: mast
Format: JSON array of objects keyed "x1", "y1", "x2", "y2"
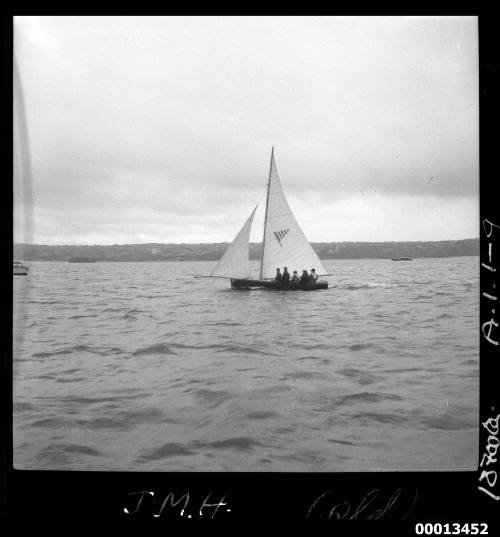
[{"x1": 260, "y1": 146, "x2": 274, "y2": 279}]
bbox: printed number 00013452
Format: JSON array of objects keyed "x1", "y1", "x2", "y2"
[{"x1": 415, "y1": 523, "x2": 488, "y2": 535}]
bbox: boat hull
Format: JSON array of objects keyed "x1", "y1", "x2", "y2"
[
  {"x1": 13, "y1": 263, "x2": 29, "y2": 276},
  {"x1": 230, "y1": 278, "x2": 328, "y2": 290}
]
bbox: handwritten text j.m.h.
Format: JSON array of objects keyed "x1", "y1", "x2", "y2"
[{"x1": 123, "y1": 490, "x2": 230, "y2": 519}]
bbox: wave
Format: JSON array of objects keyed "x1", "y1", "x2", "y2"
[
  {"x1": 284, "y1": 371, "x2": 318, "y2": 380},
  {"x1": 56, "y1": 377, "x2": 82, "y2": 384},
  {"x1": 121, "y1": 311, "x2": 138, "y2": 320},
  {"x1": 182, "y1": 342, "x2": 277, "y2": 356},
  {"x1": 77, "y1": 408, "x2": 167, "y2": 431},
  {"x1": 207, "y1": 436, "x2": 265, "y2": 451},
  {"x1": 245, "y1": 410, "x2": 279, "y2": 420},
  {"x1": 133, "y1": 341, "x2": 271, "y2": 356},
  {"x1": 421, "y1": 415, "x2": 473, "y2": 431},
  {"x1": 31, "y1": 418, "x2": 68, "y2": 428},
  {"x1": 353, "y1": 412, "x2": 405, "y2": 424},
  {"x1": 296, "y1": 355, "x2": 321, "y2": 361},
  {"x1": 342, "y1": 283, "x2": 397, "y2": 290},
  {"x1": 78, "y1": 417, "x2": 129, "y2": 430},
  {"x1": 346, "y1": 343, "x2": 376, "y2": 351},
  {"x1": 57, "y1": 393, "x2": 147, "y2": 405},
  {"x1": 27, "y1": 299, "x2": 65, "y2": 305},
  {"x1": 13, "y1": 401, "x2": 36, "y2": 412},
  {"x1": 209, "y1": 321, "x2": 243, "y2": 327},
  {"x1": 132, "y1": 343, "x2": 177, "y2": 356},
  {"x1": 327, "y1": 438, "x2": 356, "y2": 446},
  {"x1": 382, "y1": 367, "x2": 424, "y2": 374},
  {"x1": 32, "y1": 345, "x2": 106, "y2": 358},
  {"x1": 101, "y1": 307, "x2": 125, "y2": 313},
  {"x1": 337, "y1": 368, "x2": 380, "y2": 386},
  {"x1": 194, "y1": 388, "x2": 232, "y2": 408},
  {"x1": 39, "y1": 443, "x2": 103, "y2": 457},
  {"x1": 216, "y1": 344, "x2": 264, "y2": 355},
  {"x1": 336, "y1": 392, "x2": 403, "y2": 406},
  {"x1": 136, "y1": 443, "x2": 193, "y2": 462}
]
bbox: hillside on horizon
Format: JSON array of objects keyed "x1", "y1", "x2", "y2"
[{"x1": 14, "y1": 238, "x2": 479, "y2": 262}]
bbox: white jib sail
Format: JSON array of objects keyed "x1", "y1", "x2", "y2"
[
  {"x1": 210, "y1": 205, "x2": 258, "y2": 278},
  {"x1": 260, "y1": 151, "x2": 327, "y2": 279}
]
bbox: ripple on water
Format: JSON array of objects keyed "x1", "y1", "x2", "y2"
[
  {"x1": 283, "y1": 371, "x2": 318, "y2": 380},
  {"x1": 194, "y1": 388, "x2": 232, "y2": 409},
  {"x1": 31, "y1": 345, "x2": 106, "y2": 358},
  {"x1": 337, "y1": 368, "x2": 380, "y2": 385},
  {"x1": 245, "y1": 410, "x2": 279, "y2": 420},
  {"x1": 136, "y1": 443, "x2": 193, "y2": 462},
  {"x1": 132, "y1": 343, "x2": 177, "y2": 356},
  {"x1": 420, "y1": 413, "x2": 475, "y2": 431},
  {"x1": 206, "y1": 436, "x2": 265, "y2": 451},
  {"x1": 335, "y1": 392, "x2": 404, "y2": 407},
  {"x1": 35, "y1": 443, "x2": 104, "y2": 467}
]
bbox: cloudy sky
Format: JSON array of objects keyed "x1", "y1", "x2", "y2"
[{"x1": 14, "y1": 16, "x2": 478, "y2": 245}]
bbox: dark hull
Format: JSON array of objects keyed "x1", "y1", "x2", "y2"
[
  {"x1": 230, "y1": 278, "x2": 328, "y2": 290},
  {"x1": 390, "y1": 257, "x2": 413, "y2": 261}
]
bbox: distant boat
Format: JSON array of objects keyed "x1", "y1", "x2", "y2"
[
  {"x1": 390, "y1": 257, "x2": 413, "y2": 261},
  {"x1": 209, "y1": 148, "x2": 329, "y2": 290},
  {"x1": 13, "y1": 260, "x2": 29, "y2": 275},
  {"x1": 68, "y1": 257, "x2": 97, "y2": 263}
]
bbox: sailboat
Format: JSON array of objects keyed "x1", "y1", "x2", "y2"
[{"x1": 209, "y1": 148, "x2": 329, "y2": 290}]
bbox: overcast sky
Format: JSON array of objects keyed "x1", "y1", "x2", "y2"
[{"x1": 14, "y1": 16, "x2": 478, "y2": 245}]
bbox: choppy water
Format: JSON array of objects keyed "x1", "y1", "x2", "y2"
[{"x1": 13, "y1": 257, "x2": 479, "y2": 471}]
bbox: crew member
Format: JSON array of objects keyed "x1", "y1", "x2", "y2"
[
  {"x1": 282, "y1": 267, "x2": 290, "y2": 286},
  {"x1": 300, "y1": 269, "x2": 310, "y2": 286},
  {"x1": 275, "y1": 268, "x2": 282, "y2": 281},
  {"x1": 310, "y1": 268, "x2": 318, "y2": 282}
]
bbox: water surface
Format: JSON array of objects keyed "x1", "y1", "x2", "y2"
[{"x1": 13, "y1": 257, "x2": 479, "y2": 471}]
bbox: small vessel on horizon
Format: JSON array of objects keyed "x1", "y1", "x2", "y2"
[
  {"x1": 13, "y1": 260, "x2": 29, "y2": 276},
  {"x1": 390, "y1": 257, "x2": 413, "y2": 261},
  {"x1": 209, "y1": 148, "x2": 329, "y2": 290},
  {"x1": 68, "y1": 257, "x2": 97, "y2": 263}
]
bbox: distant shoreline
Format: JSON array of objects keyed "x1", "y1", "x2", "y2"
[
  {"x1": 14, "y1": 238, "x2": 479, "y2": 262},
  {"x1": 18, "y1": 256, "x2": 479, "y2": 263}
]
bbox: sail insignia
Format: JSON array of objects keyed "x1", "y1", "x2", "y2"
[{"x1": 273, "y1": 229, "x2": 290, "y2": 247}]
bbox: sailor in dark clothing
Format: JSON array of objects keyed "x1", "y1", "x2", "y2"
[
  {"x1": 282, "y1": 267, "x2": 290, "y2": 287},
  {"x1": 300, "y1": 269, "x2": 310, "y2": 286},
  {"x1": 275, "y1": 268, "x2": 282, "y2": 281},
  {"x1": 290, "y1": 271, "x2": 299, "y2": 288},
  {"x1": 309, "y1": 268, "x2": 317, "y2": 283}
]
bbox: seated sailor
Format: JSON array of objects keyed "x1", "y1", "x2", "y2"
[
  {"x1": 309, "y1": 268, "x2": 318, "y2": 282},
  {"x1": 300, "y1": 269, "x2": 310, "y2": 285},
  {"x1": 275, "y1": 268, "x2": 282, "y2": 281},
  {"x1": 290, "y1": 271, "x2": 299, "y2": 284}
]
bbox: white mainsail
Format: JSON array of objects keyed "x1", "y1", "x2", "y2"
[
  {"x1": 210, "y1": 205, "x2": 257, "y2": 278},
  {"x1": 260, "y1": 149, "x2": 327, "y2": 279}
]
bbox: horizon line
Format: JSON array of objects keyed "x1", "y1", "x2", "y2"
[{"x1": 14, "y1": 237, "x2": 480, "y2": 247}]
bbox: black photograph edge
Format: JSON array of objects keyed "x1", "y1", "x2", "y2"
[{"x1": 1, "y1": 12, "x2": 499, "y2": 530}]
